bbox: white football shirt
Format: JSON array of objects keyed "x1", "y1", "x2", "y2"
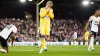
[
  {"x1": 89, "y1": 15, "x2": 100, "y2": 32},
  {"x1": 73, "y1": 32, "x2": 77, "y2": 39},
  {"x1": 0, "y1": 24, "x2": 17, "y2": 40}
]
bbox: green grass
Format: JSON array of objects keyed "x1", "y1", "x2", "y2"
[{"x1": 0, "y1": 45, "x2": 100, "y2": 56}]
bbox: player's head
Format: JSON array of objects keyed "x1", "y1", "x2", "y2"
[
  {"x1": 95, "y1": 9, "x2": 100, "y2": 16},
  {"x1": 14, "y1": 22, "x2": 20, "y2": 28},
  {"x1": 46, "y1": 1, "x2": 53, "y2": 8}
]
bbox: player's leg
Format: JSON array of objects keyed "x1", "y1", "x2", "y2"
[
  {"x1": 39, "y1": 36, "x2": 45, "y2": 54},
  {"x1": 45, "y1": 25, "x2": 50, "y2": 51},
  {"x1": 88, "y1": 39, "x2": 91, "y2": 51},
  {"x1": 91, "y1": 32, "x2": 96, "y2": 51},
  {"x1": 0, "y1": 36, "x2": 8, "y2": 53},
  {"x1": 42, "y1": 37, "x2": 47, "y2": 51},
  {"x1": 39, "y1": 25, "x2": 45, "y2": 54},
  {"x1": 45, "y1": 24, "x2": 50, "y2": 40},
  {"x1": 90, "y1": 37, "x2": 95, "y2": 51},
  {"x1": 88, "y1": 31, "x2": 94, "y2": 51}
]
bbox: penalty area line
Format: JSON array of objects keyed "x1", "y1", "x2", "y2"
[{"x1": 10, "y1": 49, "x2": 34, "y2": 51}]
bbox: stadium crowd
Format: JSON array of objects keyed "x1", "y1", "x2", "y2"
[
  {"x1": 51, "y1": 20, "x2": 86, "y2": 42},
  {"x1": 0, "y1": 18, "x2": 100, "y2": 42}
]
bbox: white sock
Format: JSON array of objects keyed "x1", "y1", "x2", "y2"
[
  {"x1": 88, "y1": 39, "x2": 92, "y2": 51},
  {"x1": 39, "y1": 48, "x2": 43, "y2": 54},
  {"x1": 91, "y1": 37, "x2": 94, "y2": 49},
  {"x1": 0, "y1": 49, "x2": 7, "y2": 53},
  {"x1": 88, "y1": 37, "x2": 94, "y2": 51},
  {"x1": 88, "y1": 41, "x2": 91, "y2": 51}
]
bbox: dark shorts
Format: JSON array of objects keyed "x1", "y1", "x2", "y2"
[
  {"x1": 0, "y1": 36, "x2": 8, "y2": 48},
  {"x1": 91, "y1": 31, "x2": 97, "y2": 39}
]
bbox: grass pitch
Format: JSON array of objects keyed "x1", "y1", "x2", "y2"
[{"x1": 0, "y1": 45, "x2": 100, "y2": 56}]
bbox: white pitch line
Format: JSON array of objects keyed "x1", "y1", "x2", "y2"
[{"x1": 10, "y1": 49, "x2": 34, "y2": 51}]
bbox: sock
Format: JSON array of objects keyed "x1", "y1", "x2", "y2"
[
  {"x1": 0, "y1": 49, "x2": 7, "y2": 53},
  {"x1": 44, "y1": 39, "x2": 47, "y2": 50},
  {"x1": 91, "y1": 37, "x2": 94, "y2": 50},
  {"x1": 88, "y1": 39, "x2": 92, "y2": 51},
  {"x1": 39, "y1": 38, "x2": 45, "y2": 54},
  {"x1": 39, "y1": 48, "x2": 43, "y2": 54},
  {"x1": 88, "y1": 37, "x2": 94, "y2": 51}
]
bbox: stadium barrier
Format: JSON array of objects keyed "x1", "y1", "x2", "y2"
[{"x1": 8, "y1": 42, "x2": 100, "y2": 46}]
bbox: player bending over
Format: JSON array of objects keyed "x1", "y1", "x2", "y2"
[
  {"x1": 39, "y1": 1, "x2": 54, "y2": 54},
  {"x1": 85, "y1": 9, "x2": 100, "y2": 51},
  {"x1": 0, "y1": 23, "x2": 18, "y2": 53}
]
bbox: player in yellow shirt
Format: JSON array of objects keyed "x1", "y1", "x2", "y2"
[
  {"x1": 84, "y1": 30, "x2": 90, "y2": 45},
  {"x1": 39, "y1": 1, "x2": 54, "y2": 54}
]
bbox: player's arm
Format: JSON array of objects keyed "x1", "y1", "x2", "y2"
[
  {"x1": 40, "y1": 8, "x2": 48, "y2": 18},
  {"x1": 84, "y1": 17, "x2": 92, "y2": 31},
  {"x1": 84, "y1": 21, "x2": 90, "y2": 31},
  {"x1": 48, "y1": 8, "x2": 54, "y2": 19}
]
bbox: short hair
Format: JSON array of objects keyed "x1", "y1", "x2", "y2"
[{"x1": 47, "y1": 1, "x2": 53, "y2": 7}]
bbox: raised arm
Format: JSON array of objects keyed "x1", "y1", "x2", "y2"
[
  {"x1": 40, "y1": 8, "x2": 48, "y2": 18},
  {"x1": 48, "y1": 8, "x2": 54, "y2": 19}
]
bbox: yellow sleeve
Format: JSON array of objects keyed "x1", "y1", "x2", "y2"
[
  {"x1": 49, "y1": 8, "x2": 54, "y2": 19},
  {"x1": 40, "y1": 8, "x2": 48, "y2": 18}
]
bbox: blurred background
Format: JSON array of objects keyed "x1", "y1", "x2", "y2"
[{"x1": 0, "y1": 0, "x2": 100, "y2": 42}]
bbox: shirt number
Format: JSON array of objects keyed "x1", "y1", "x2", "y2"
[{"x1": 6, "y1": 25, "x2": 12, "y2": 30}]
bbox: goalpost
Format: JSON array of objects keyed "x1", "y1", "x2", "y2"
[{"x1": 33, "y1": 0, "x2": 45, "y2": 40}]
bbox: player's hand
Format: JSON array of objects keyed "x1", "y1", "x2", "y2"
[
  {"x1": 84, "y1": 29, "x2": 87, "y2": 33},
  {"x1": 46, "y1": 7, "x2": 51, "y2": 13}
]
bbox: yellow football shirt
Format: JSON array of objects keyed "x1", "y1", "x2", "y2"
[{"x1": 39, "y1": 7, "x2": 54, "y2": 35}]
